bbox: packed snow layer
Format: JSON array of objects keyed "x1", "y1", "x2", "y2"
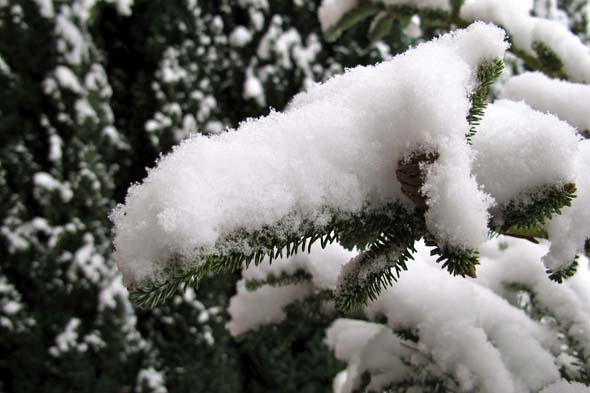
[
  {"x1": 235, "y1": 237, "x2": 590, "y2": 392},
  {"x1": 112, "y1": 23, "x2": 507, "y2": 285},
  {"x1": 501, "y1": 72, "x2": 590, "y2": 133},
  {"x1": 471, "y1": 99, "x2": 579, "y2": 205},
  {"x1": 227, "y1": 242, "x2": 355, "y2": 336},
  {"x1": 543, "y1": 140, "x2": 590, "y2": 272},
  {"x1": 328, "y1": 239, "x2": 588, "y2": 393},
  {"x1": 540, "y1": 381, "x2": 590, "y2": 393},
  {"x1": 242, "y1": 242, "x2": 355, "y2": 290},
  {"x1": 460, "y1": 0, "x2": 590, "y2": 82},
  {"x1": 226, "y1": 280, "x2": 313, "y2": 336}
]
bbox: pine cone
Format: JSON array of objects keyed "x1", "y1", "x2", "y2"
[{"x1": 396, "y1": 150, "x2": 439, "y2": 209}]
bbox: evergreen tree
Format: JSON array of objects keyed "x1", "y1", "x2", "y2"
[{"x1": 112, "y1": 2, "x2": 590, "y2": 393}]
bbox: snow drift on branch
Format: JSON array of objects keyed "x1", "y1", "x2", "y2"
[
  {"x1": 229, "y1": 237, "x2": 590, "y2": 392},
  {"x1": 111, "y1": 23, "x2": 507, "y2": 285}
]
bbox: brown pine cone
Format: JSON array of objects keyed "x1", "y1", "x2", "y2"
[{"x1": 396, "y1": 150, "x2": 439, "y2": 209}]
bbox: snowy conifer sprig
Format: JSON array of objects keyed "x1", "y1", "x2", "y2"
[
  {"x1": 466, "y1": 57, "x2": 504, "y2": 141},
  {"x1": 319, "y1": 0, "x2": 590, "y2": 83},
  {"x1": 227, "y1": 238, "x2": 590, "y2": 392},
  {"x1": 113, "y1": 23, "x2": 587, "y2": 310}
]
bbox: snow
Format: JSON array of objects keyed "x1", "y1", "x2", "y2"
[
  {"x1": 34, "y1": 0, "x2": 54, "y2": 18},
  {"x1": 54, "y1": 66, "x2": 83, "y2": 93},
  {"x1": 540, "y1": 381, "x2": 590, "y2": 393},
  {"x1": 243, "y1": 69, "x2": 265, "y2": 105},
  {"x1": 460, "y1": 0, "x2": 590, "y2": 82},
  {"x1": 318, "y1": 0, "x2": 359, "y2": 32},
  {"x1": 477, "y1": 237, "x2": 590, "y2": 359},
  {"x1": 234, "y1": 236, "x2": 590, "y2": 392},
  {"x1": 227, "y1": 243, "x2": 353, "y2": 335},
  {"x1": 49, "y1": 318, "x2": 81, "y2": 356},
  {"x1": 501, "y1": 72, "x2": 590, "y2": 133},
  {"x1": 227, "y1": 280, "x2": 313, "y2": 336},
  {"x1": 112, "y1": 23, "x2": 508, "y2": 285},
  {"x1": 543, "y1": 140, "x2": 590, "y2": 272},
  {"x1": 242, "y1": 242, "x2": 354, "y2": 290},
  {"x1": 55, "y1": 12, "x2": 89, "y2": 65},
  {"x1": 229, "y1": 26, "x2": 253, "y2": 47},
  {"x1": 326, "y1": 319, "x2": 412, "y2": 393},
  {"x1": 363, "y1": 241, "x2": 562, "y2": 393},
  {"x1": 137, "y1": 368, "x2": 167, "y2": 393},
  {"x1": 471, "y1": 99, "x2": 579, "y2": 206},
  {"x1": 105, "y1": 0, "x2": 134, "y2": 15},
  {"x1": 33, "y1": 172, "x2": 74, "y2": 202}
]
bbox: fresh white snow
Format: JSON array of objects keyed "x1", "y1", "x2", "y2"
[
  {"x1": 501, "y1": 72, "x2": 590, "y2": 133},
  {"x1": 112, "y1": 23, "x2": 509, "y2": 285}
]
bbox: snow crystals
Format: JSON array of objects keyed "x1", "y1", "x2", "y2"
[
  {"x1": 229, "y1": 238, "x2": 590, "y2": 392},
  {"x1": 113, "y1": 23, "x2": 510, "y2": 285}
]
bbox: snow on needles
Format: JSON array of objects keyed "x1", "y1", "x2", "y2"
[
  {"x1": 460, "y1": 0, "x2": 590, "y2": 83},
  {"x1": 112, "y1": 23, "x2": 507, "y2": 285},
  {"x1": 228, "y1": 238, "x2": 590, "y2": 392},
  {"x1": 501, "y1": 72, "x2": 590, "y2": 133},
  {"x1": 471, "y1": 99, "x2": 579, "y2": 206}
]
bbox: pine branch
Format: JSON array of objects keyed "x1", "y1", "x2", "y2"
[
  {"x1": 424, "y1": 237, "x2": 479, "y2": 277},
  {"x1": 532, "y1": 41, "x2": 567, "y2": 78},
  {"x1": 394, "y1": 327, "x2": 420, "y2": 343},
  {"x1": 506, "y1": 283, "x2": 590, "y2": 382},
  {"x1": 498, "y1": 183, "x2": 576, "y2": 231},
  {"x1": 324, "y1": 3, "x2": 381, "y2": 42},
  {"x1": 351, "y1": 371, "x2": 372, "y2": 393},
  {"x1": 323, "y1": 4, "x2": 574, "y2": 81},
  {"x1": 129, "y1": 202, "x2": 416, "y2": 308},
  {"x1": 334, "y1": 235, "x2": 417, "y2": 312},
  {"x1": 547, "y1": 256, "x2": 579, "y2": 283},
  {"x1": 466, "y1": 58, "x2": 504, "y2": 142},
  {"x1": 244, "y1": 269, "x2": 312, "y2": 291},
  {"x1": 333, "y1": 205, "x2": 424, "y2": 312}
]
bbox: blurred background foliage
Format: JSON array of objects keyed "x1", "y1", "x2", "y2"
[{"x1": 0, "y1": 1, "x2": 406, "y2": 392}]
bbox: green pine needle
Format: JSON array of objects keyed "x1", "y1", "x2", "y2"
[
  {"x1": 499, "y1": 183, "x2": 576, "y2": 231},
  {"x1": 547, "y1": 257, "x2": 579, "y2": 284},
  {"x1": 466, "y1": 57, "x2": 504, "y2": 142},
  {"x1": 533, "y1": 41, "x2": 564, "y2": 75},
  {"x1": 245, "y1": 269, "x2": 313, "y2": 291},
  {"x1": 424, "y1": 236, "x2": 479, "y2": 277}
]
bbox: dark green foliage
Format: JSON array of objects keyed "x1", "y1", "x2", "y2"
[
  {"x1": 129, "y1": 202, "x2": 420, "y2": 308},
  {"x1": 547, "y1": 256, "x2": 579, "y2": 283},
  {"x1": 533, "y1": 41, "x2": 565, "y2": 75},
  {"x1": 237, "y1": 294, "x2": 343, "y2": 393},
  {"x1": 393, "y1": 327, "x2": 419, "y2": 343},
  {"x1": 466, "y1": 57, "x2": 504, "y2": 142},
  {"x1": 245, "y1": 269, "x2": 313, "y2": 291},
  {"x1": 334, "y1": 237, "x2": 417, "y2": 312},
  {"x1": 499, "y1": 183, "x2": 577, "y2": 231},
  {"x1": 424, "y1": 237, "x2": 480, "y2": 277},
  {"x1": 324, "y1": 3, "x2": 381, "y2": 42},
  {"x1": 2, "y1": 0, "x2": 399, "y2": 391}
]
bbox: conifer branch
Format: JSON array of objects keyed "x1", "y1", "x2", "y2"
[
  {"x1": 324, "y1": 4, "x2": 574, "y2": 81},
  {"x1": 498, "y1": 183, "x2": 577, "y2": 231},
  {"x1": 244, "y1": 269, "x2": 313, "y2": 291},
  {"x1": 547, "y1": 256, "x2": 579, "y2": 283},
  {"x1": 129, "y1": 202, "x2": 415, "y2": 308},
  {"x1": 334, "y1": 237, "x2": 417, "y2": 312},
  {"x1": 466, "y1": 58, "x2": 504, "y2": 142},
  {"x1": 324, "y1": 3, "x2": 381, "y2": 42},
  {"x1": 424, "y1": 236, "x2": 479, "y2": 277}
]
